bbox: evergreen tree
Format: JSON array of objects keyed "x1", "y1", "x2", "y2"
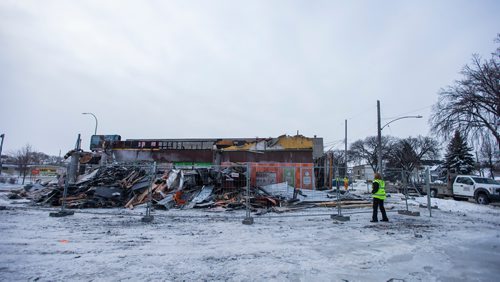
[{"x1": 443, "y1": 131, "x2": 475, "y2": 174}]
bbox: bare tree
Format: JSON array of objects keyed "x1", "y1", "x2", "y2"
[
  {"x1": 386, "y1": 136, "x2": 440, "y2": 183},
  {"x1": 31, "y1": 152, "x2": 49, "y2": 164},
  {"x1": 46, "y1": 155, "x2": 64, "y2": 165},
  {"x1": 430, "y1": 35, "x2": 500, "y2": 149},
  {"x1": 330, "y1": 149, "x2": 352, "y2": 177},
  {"x1": 479, "y1": 134, "x2": 499, "y2": 178},
  {"x1": 9, "y1": 145, "x2": 54, "y2": 184},
  {"x1": 13, "y1": 144, "x2": 34, "y2": 185},
  {"x1": 350, "y1": 136, "x2": 397, "y2": 173}
]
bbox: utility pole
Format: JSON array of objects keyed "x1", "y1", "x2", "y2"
[
  {"x1": 377, "y1": 99, "x2": 423, "y2": 175},
  {"x1": 344, "y1": 119, "x2": 348, "y2": 177},
  {"x1": 377, "y1": 100, "x2": 382, "y2": 174}
]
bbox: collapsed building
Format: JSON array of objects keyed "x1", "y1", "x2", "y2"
[
  {"x1": 9, "y1": 135, "x2": 371, "y2": 211},
  {"x1": 90, "y1": 134, "x2": 324, "y2": 189},
  {"x1": 13, "y1": 163, "x2": 367, "y2": 211}
]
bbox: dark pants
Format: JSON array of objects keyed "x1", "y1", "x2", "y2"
[{"x1": 372, "y1": 198, "x2": 388, "y2": 221}]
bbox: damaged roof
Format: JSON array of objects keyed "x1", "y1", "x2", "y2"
[{"x1": 222, "y1": 135, "x2": 314, "y2": 151}]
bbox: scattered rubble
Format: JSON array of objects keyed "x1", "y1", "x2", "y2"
[{"x1": 8, "y1": 164, "x2": 369, "y2": 213}]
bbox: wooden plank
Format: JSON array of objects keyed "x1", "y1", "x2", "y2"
[
  {"x1": 314, "y1": 200, "x2": 370, "y2": 206},
  {"x1": 316, "y1": 202, "x2": 371, "y2": 208}
]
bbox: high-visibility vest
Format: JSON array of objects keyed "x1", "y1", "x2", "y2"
[{"x1": 372, "y1": 179, "x2": 386, "y2": 200}]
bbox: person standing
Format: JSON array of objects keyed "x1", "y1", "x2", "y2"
[{"x1": 371, "y1": 173, "x2": 389, "y2": 222}]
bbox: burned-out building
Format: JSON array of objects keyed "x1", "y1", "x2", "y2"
[
  {"x1": 91, "y1": 134, "x2": 323, "y2": 165},
  {"x1": 90, "y1": 134, "x2": 324, "y2": 189}
]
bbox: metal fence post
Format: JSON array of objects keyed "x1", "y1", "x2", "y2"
[
  {"x1": 336, "y1": 178, "x2": 341, "y2": 213},
  {"x1": 49, "y1": 133, "x2": 80, "y2": 218},
  {"x1": 142, "y1": 162, "x2": 156, "y2": 223},
  {"x1": 425, "y1": 167, "x2": 432, "y2": 217},
  {"x1": 403, "y1": 170, "x2": 409, "y2": 212},
  {"x1": 398, "y1": 169, "x2": 420, "y2": 217},
  {"x1": 312, "y1": 166, "x2": 316, "y2": 191},
  {"x1": 299, "y1": 166, "x2": 302, "y2": 189},
  {"x1": 331, "y1": 166, "x2": 350, "y2": 221},
  {"x1": 242, "y1": 163, "x2": 254, "y2": 225},
  {"x1": 50, "y1": 163, "x2": 75, "y2": 217}
]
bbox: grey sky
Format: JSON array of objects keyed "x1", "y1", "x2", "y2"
[{"x1": 0, "y1": 0, "x2": 499, "y2": 156}]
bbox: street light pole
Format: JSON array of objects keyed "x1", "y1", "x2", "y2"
[
  {"x1": 376, "y1": 100, "x2": 422, "y2": 174},
  {"x1": 377, "y1": 101, "x2": 382, "y2": 173},
  {"x1": 82, "y1": 112, "x2": 98, "y2": 135}
]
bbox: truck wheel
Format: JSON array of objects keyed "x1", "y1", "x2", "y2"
[
  {"x1": 476, "y1": 193, "x2": 489, "y2": 205},
  {"x1": 430, "y1": 189, "x2": 437, "y2": 198}
]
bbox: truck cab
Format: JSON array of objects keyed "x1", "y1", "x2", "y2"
[{"x1": 452, "y1": 175, "x2": 500, "y2": 205}]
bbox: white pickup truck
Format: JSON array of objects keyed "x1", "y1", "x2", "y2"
[{"x1": 429, "y1": 175, "x2": 500, "y2": 205}]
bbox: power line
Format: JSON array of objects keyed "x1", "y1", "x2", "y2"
[
  {"x1": 323, "y1": 139, "x2": 344, "y2": 146},
  {"x1": 324, "y1": 140, "x2": 345, "y2": 152}
]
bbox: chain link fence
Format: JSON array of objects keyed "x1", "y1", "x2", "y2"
[{"x1": 7, "y1": 161, "x2": 428, "y2": 223}]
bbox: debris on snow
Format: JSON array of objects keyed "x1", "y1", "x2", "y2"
[{"x1": 10, "y1": 164, "x2": 371, "y2": 214}]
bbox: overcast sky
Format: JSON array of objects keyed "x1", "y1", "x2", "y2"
[{"x1": 0, "y1": 0, "x2": 498, "y2": 156}]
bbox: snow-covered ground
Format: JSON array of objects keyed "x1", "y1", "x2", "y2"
[{"x1": 1, "y1": 183, "x2": 500, "y2": 281}]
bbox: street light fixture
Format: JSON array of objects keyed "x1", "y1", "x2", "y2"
[
  {"x1": 82, "y1": 112, "x2": 98, "y2": 136},
  {"x1": 381, "y1": 115, "x2": 423, "y2": 131},
  {"x1": 377, "y1": 100, "x2": 422, "y2": 173}
]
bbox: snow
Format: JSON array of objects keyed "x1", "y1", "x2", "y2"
[
  {"x1": 409, "y1": 196, "x2": 499, "y2": 214},
  {"x1": 1, "y1": 183, "x2": 500, "y2": 281}
]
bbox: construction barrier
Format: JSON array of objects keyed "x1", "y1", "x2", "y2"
[{"x1": 3, "y1": 162, "x2": 427, "y2": 223}]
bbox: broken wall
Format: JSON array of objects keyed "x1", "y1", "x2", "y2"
[{"x1": 222, "y1": 162, "x2": 314, "y2": 189}]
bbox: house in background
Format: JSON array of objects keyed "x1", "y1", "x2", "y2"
[
  {"x1": 352, "y1": 164, "x2": 374, "y2": 181},
  {"x1": 419, "y1": 160, "x2": 444, "y2": 183},
  {"x1": 0, "y1": 163, "x2": 17, "y2": 176},
  {"x1": 0, "y1": 164, "x2": 65, "y2": 184}
]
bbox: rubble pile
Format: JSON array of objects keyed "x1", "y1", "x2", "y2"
[
  {"x1": 20, "y1": 166, "x2": 150, "y2": 208},
  {"x1": 127, "y1": 166, "x2": 250, "y2": 210},
  {"x1": 9, "y1": 165, "x2": 370, "y2": 213}
]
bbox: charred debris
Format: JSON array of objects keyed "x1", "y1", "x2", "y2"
[{"x1": 9, "y1": 164, "x2": 368, "y2": 213}]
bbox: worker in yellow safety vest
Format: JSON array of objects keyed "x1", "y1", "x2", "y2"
[
  {"x1": 343, "y1": 177, "x2": 349, "y2": 190},
  {"x1": 371, "y1": 173, "x2": 389, "y2": 222}
]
